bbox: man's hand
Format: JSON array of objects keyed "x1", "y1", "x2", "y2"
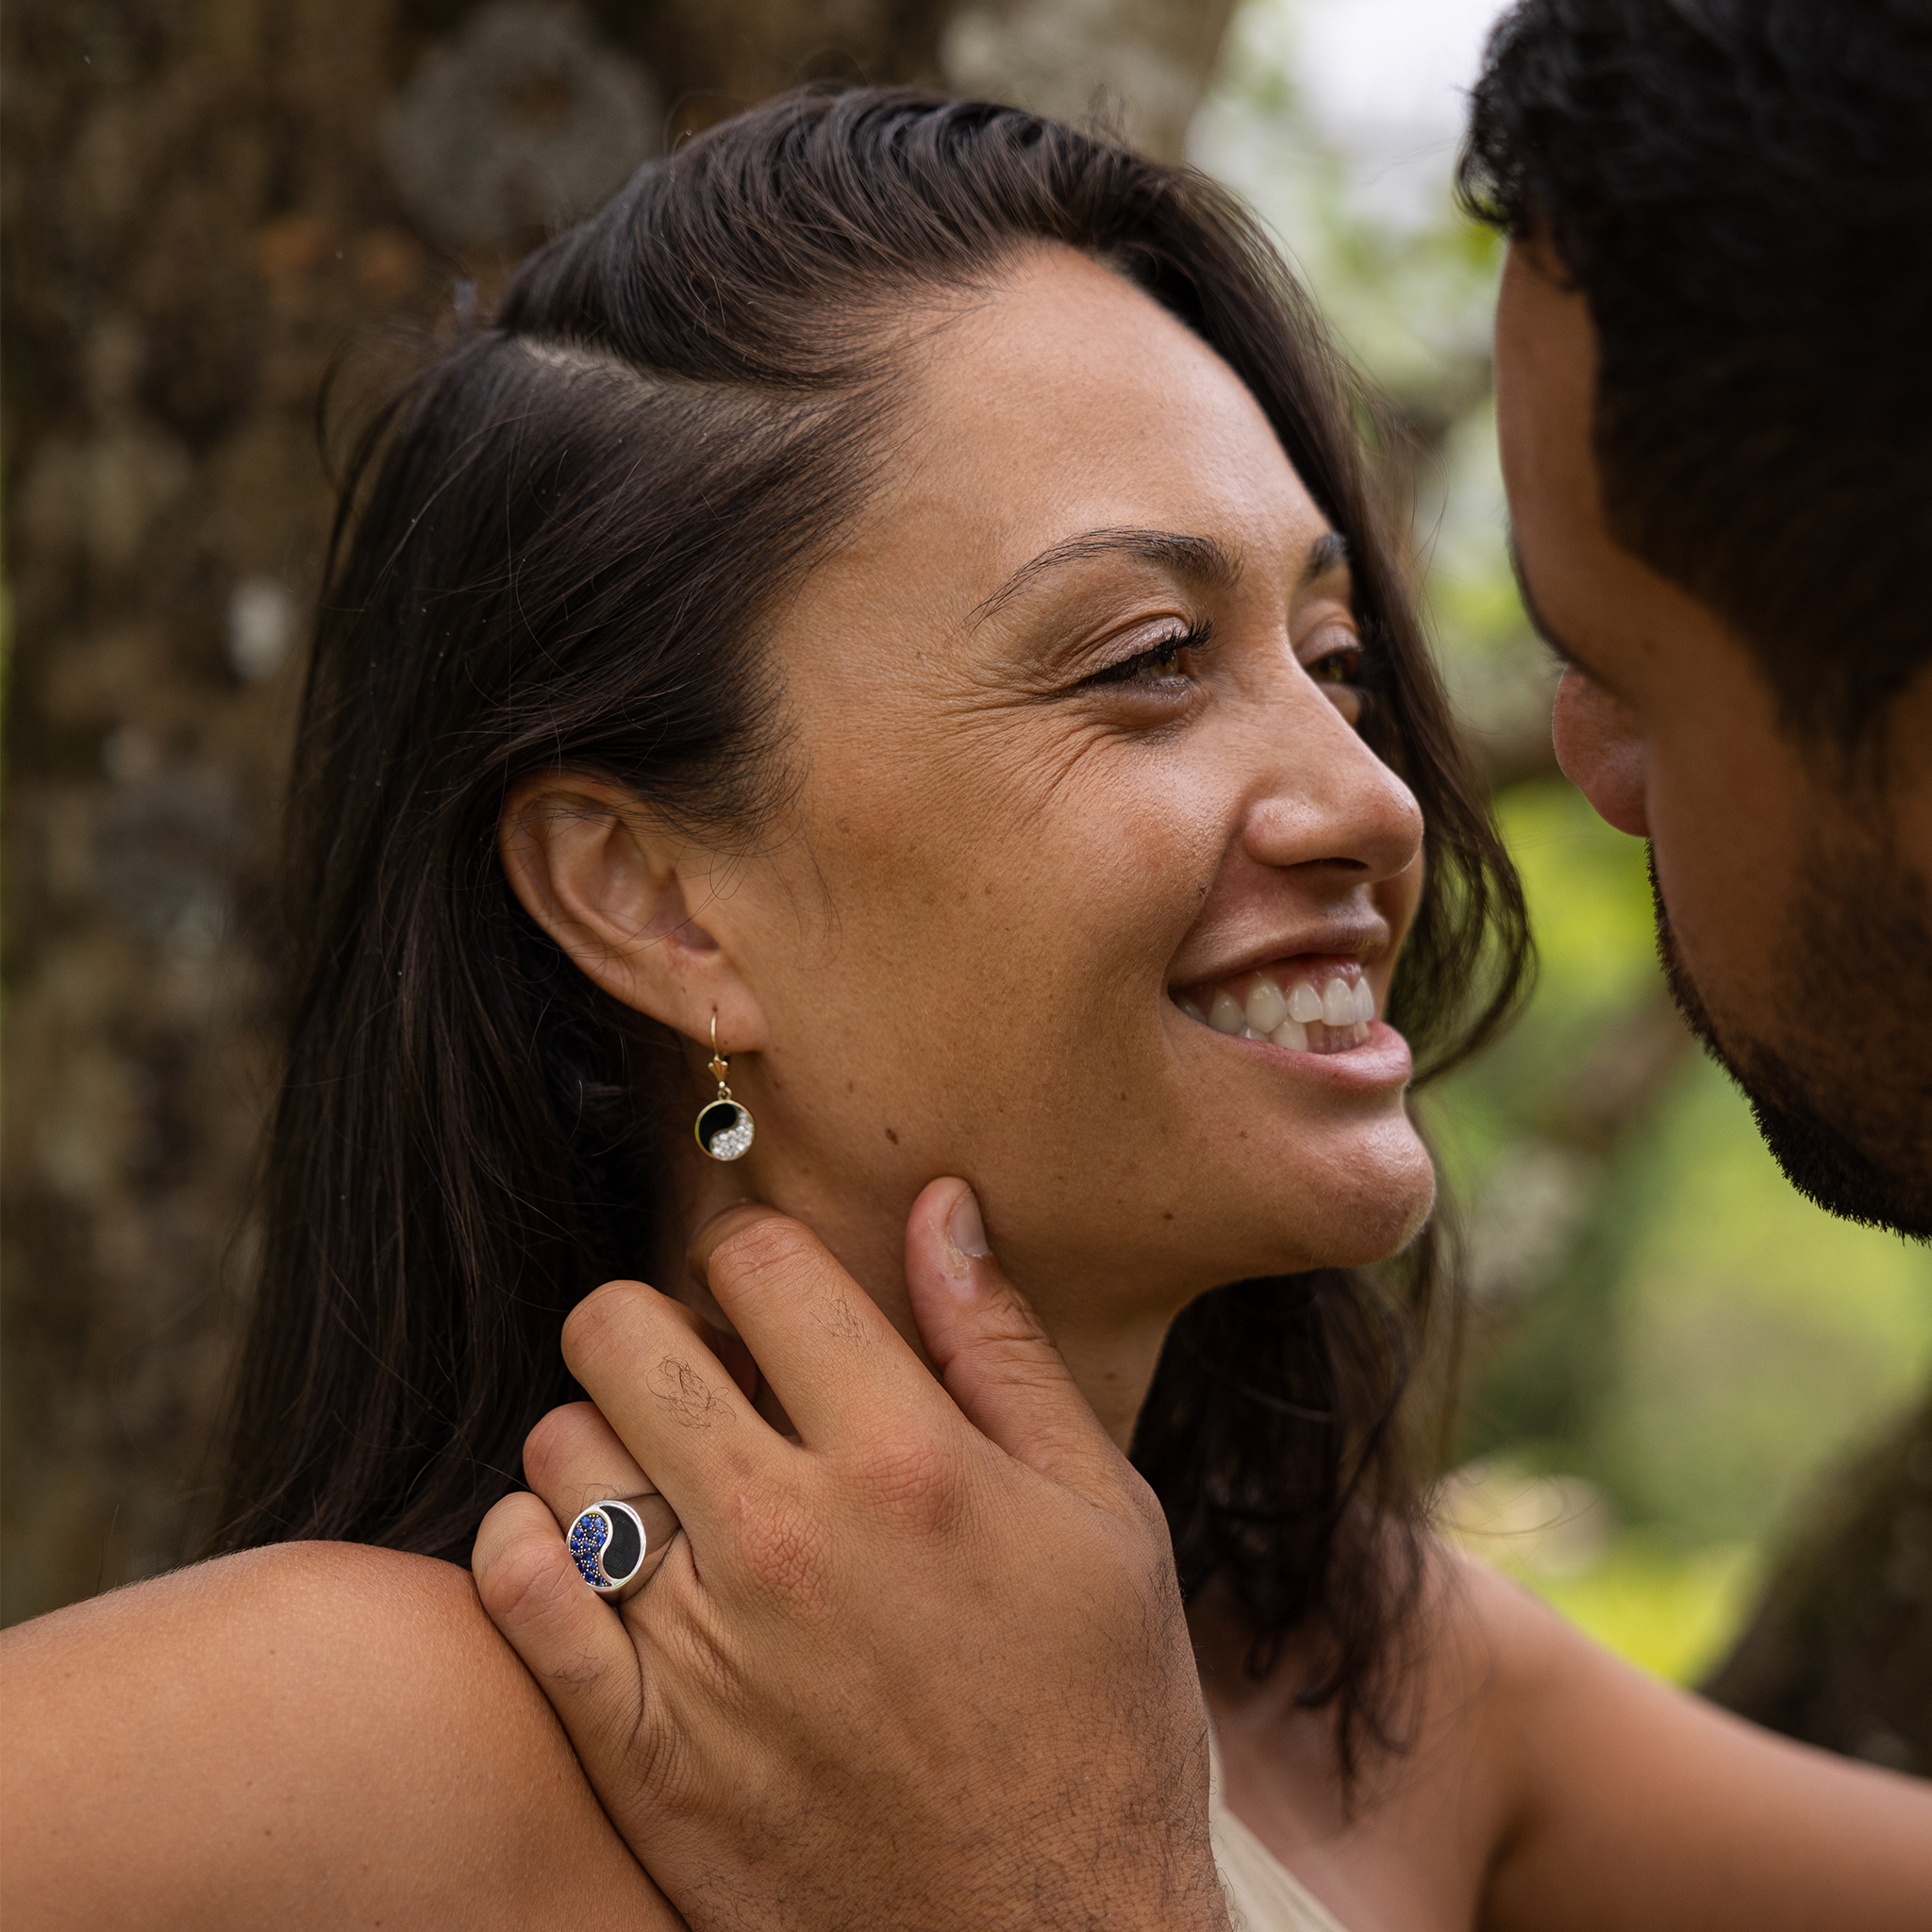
[{"x1": 472, "y1": 1178, "x2": 1228, "y2": 1932}]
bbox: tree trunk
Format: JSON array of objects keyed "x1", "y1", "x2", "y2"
[
  {"x1": 1702, "y1": 1386, "x2": 1932, "y2": 1776},
  {"x1": 1, "y1": 0, "x2": 1234, "y2": 1627}
]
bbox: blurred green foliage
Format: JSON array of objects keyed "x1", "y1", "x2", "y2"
[
  {"x1": 1196, "y1": 0, "x2": 1932, "y2": 1682},
  {"x1": 1505, "y1": 1535, "x2": 1760, "y2": 1684},
  {"x1": 1604, "y1": 1073, "x2": 1932, "y2": 1542}
]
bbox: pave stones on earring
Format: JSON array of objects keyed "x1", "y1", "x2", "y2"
[{"x1": 695, "y1": 1098, "x2": 755, "y2": 1161}]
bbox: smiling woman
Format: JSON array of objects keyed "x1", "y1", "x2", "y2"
[
  {"x1": 219, "y1": 91, "x2": 1527, "y2": 1788},
  {"x1": 0, "y1": 90, "x2": 1536, "y2": 1925}
]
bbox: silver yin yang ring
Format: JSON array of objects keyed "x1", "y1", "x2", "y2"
[{"x1": 565, "y1": 1495, "x2": 681, "y2": 1604}]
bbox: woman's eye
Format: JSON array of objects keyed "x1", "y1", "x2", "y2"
[
  {"x1": 1306, "y1": 640, "x2": 1362, "y2": 686},
  {"x1": 1303, "y1": 631, "x2": 1367, "y2": 724},
  {"x1": 1083, "y1": 625, "x2": 1207, "y2": 691}
]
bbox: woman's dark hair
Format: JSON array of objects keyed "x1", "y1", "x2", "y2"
[
  {"x1": 215, "y1": 89, "x2": 1528, "y2": 1773},
  {"x1": 1458, "y1": 0, "x2": 1932, "y2": 748}
]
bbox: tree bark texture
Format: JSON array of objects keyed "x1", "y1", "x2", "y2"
[
  {"x1": 1703, "y1": 1384, "x2": 1932, "y2": 1776},
  {"x1": 1, "y1": 0, "x2": 1235, "y2": 1627}
]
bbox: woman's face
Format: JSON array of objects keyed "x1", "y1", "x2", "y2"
[{"x1": 678, "y1": 248, "x2": 1433, "y2": 1324}]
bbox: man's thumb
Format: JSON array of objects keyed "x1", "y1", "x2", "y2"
[{"x1": 903, "y1": 1177, "x2": 1121, "y2": 1496}]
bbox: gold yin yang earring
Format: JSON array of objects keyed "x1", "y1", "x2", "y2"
[{"x1": 693, "y1": 1015, "x2": 755, "y2": 1161}]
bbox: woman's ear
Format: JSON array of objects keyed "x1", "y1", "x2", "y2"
[{"x1": 497, "y1": 774, "x2": 767, "y2": 1048}]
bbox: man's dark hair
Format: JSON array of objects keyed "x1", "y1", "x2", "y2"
[{"x1": 1459, "y1": 0, "x2": 1932, "y2": 748}]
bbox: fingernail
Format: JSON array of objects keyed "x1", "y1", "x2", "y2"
[{"x1": 946, "y1": 1186, "x2": 992, "y2": 1279}]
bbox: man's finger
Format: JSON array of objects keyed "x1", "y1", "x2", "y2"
[
  {"x1": 523, "y1": 1399, "x2": 658, "y2": 1530},
  {"x1": 903, "y1": 1178, "x2": 1127, "y2": 1506},
  {"x1": 690, "y1": 1206, "x2": 953, "y2": 1446},
  {"x1": 471, "y1": 1491, "x2": 649, "y2": 1764},
  {"x1": 561, "y1": 1279, "x2": 788, "y2": 1538}
]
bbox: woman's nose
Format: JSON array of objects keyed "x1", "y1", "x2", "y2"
[
  {"x1": 1243, "y1": 683, "x2": 1425, "y2": 888},
  {"x1": 1551, "y1": 664, "x2": 1649, "y2": 837}
]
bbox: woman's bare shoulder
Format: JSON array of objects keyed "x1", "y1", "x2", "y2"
[
  {"x1": 1, "y1": 1541, "x2": 672, "y2": 1931},
  {"x1": 1441, "y1": 1546, "x2": 1932, "y2": 1932}
]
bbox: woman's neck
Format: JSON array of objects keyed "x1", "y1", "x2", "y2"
[{"x1": 655, "y1": 1148, "x2": 1176, "y2": 1452}]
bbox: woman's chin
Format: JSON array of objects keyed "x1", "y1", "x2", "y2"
[
  {"x1": 1247, "y1": 1129, "x2": 1439, "y2": 1274},
  {"x1": 1318, "y1": 1182, "x2": 1437, "y2": 1269}
]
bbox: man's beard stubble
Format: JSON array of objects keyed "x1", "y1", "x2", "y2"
[{"x1": 1649, "y1": 847, "x2": 1932, "y2": 1241}]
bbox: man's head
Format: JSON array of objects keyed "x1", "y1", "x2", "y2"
[{"x1": 1463, "y1": 0, "x2": 1932, "y2": 1237}]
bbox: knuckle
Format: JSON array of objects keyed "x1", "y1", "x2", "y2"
[
  {"x1": 726, "y1": 1484, "x2": 834, "y2": 1614},
  {"x1": 977, "y1": 1281, "x2": 1055, "y2": 1346},
  {"x1": 960, "y1": 1331, "x2": 1072, "y2": 1397},
  {"x1": 1121, "y1": 1467, "x2": 1174, "y2": 1543},
  {"x1": 560, "y1": 1279, "x2": 651, "y2": 1373},
  {"x1": 847, "y1": 1431, "x2": 958, "y2": 1534},
  {"x1": 708, "y1": 1215, "x2": 821, "y2": 1296},
  {"x1": 521, "y1": 1401, "x2": 600, "y2": 1488},
  {"x1": 477, "y1": 1531, "x2": 583, "y2": 1644}
]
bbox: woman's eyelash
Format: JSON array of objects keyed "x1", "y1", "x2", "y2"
[{"x1": 1082, "y1": 623, "x2": 1213, "y2": 689}]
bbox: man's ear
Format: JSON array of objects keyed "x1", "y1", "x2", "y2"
[{"x1": 498, "y1": 773, "x2": 766, "y2": 1049}]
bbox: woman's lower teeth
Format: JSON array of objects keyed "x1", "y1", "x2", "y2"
[{"x1": 1175, "y1": 971, "x2": 1375, "y2": 1054}]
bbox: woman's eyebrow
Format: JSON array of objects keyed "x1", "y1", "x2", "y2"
[
  {"x1": 969, "y1": 526, "x2": 1241, "y2": 627},
  {"x1": 1300, "y1": 528, "x2": 1350, "y2": 586}
]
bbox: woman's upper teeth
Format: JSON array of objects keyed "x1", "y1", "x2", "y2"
[{"x1": 1175, "y1": 962, "x2": 1375, "y2": 1053}]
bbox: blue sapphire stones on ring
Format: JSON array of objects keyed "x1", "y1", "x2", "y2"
[
  {"x1": 568, "y1": 1507, "x2": 611, "y2": 1588},
  {"x1": 566, "y1": 1499, "x2": 651, "y2": 1599}
]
